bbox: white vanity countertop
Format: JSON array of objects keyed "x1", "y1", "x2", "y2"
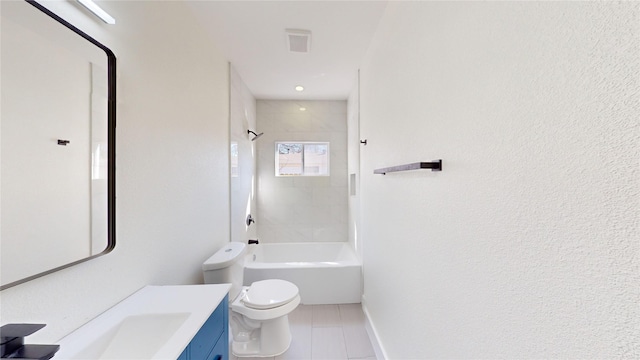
[{"x1": 54, "y1": 284, "x2": 231, "y2": 360}]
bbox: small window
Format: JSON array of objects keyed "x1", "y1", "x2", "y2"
[{"x1": 276, "y1": 142, "x2": 329, "y2": 176}]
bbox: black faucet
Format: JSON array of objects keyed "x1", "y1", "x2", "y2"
[
  {"x1": 248, "y1": 239, "x2": 259, "y2": 245},
  {"x1": 0, "y1": 324, "x2": 59, "y2": 360}
]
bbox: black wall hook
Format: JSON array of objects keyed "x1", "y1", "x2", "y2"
[{"x1": 360, "y1": 139, "x2": 367, "y2": 145}]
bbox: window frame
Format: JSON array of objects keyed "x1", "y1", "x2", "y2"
[{"x1": 274, "y1": 141, "x2": 330, "y2": 177}]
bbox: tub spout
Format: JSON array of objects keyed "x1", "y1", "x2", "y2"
[{"x1": 248, "y1": 239, "x2": 259, "y2": 245}]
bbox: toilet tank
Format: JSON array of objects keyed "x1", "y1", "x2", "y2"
[{"x1": 202, "y1": 242, "x2": 246, "y2": 300}]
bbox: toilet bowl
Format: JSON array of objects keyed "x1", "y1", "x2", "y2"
[
  {"x1": 230, "y1": 279, "x2": 300, "y2": 357},
  {"x1": 202, "y1": 242, "x2": 300, "y2": 358}
]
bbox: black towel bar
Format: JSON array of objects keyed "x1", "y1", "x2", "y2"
[{"x1": 373, "y1": 160, "x2": 442, "y2": 175}]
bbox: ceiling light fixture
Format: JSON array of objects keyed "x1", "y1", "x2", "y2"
[
  {"x1": 77, "y1": 0, "x2": 115, "y2": 24},
  {"x1": 295, "y1": 85, "x2": 304, "y2": 92},
  {"x1": 299, "y1": 107, "x2": 306, "y2": 111}
]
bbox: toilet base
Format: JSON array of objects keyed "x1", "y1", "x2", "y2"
[{"x1": 231, "y1": 315, "x2": 292, "y2": 357}]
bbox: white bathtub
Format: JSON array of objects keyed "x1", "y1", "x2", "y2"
[{"x1": 243, "y1": 242, "x2": 362, "y2": 305}]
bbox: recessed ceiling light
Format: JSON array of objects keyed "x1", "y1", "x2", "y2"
[
  {"x1": 299, "y1": 107, "x2": 306, "y2": 111},
  {"x1": 295, "y1": 85, "x2": 304, "y2": 92}
]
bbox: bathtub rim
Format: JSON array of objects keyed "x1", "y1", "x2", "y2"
[{"x1": 244, "y1": 242, "x2": 361, "y2": 269}]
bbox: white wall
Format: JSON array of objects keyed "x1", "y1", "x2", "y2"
[
  {"x1": 358, "y1": 2, "x2": 639, "y2": 358},
  {"x1": 0, "y1": 1, "x2": 229, "y2": 343},
  {"x1": 230, "y1": 65, "x2": 258, "y2": 244},
  {"x1": 347, "y1": 75, "x2": 362, "y2": 261},
  {"x1": 256, "y1": 100, "x2": 348, "y2": 243}
]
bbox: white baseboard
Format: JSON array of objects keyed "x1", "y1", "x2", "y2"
[{"x1": 361, "y1": 295, "x2": 388, "y2": 360}]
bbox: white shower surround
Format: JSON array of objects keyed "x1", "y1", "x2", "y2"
[{"x1": 256, "y1": 100, "x2": 348, "y2": 244}]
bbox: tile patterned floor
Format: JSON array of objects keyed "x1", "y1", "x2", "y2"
[{"x1": 231, "y1": 304, "x2": 377, "y2": 360}]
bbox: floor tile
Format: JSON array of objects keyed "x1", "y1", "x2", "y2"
[
  {"x1": 342, "y1": 325, "x2": 376, "y2": 359},
  {"x1": 231, "y1": 303, "x2": 378, "y2": 360},
  {"x1": 289, "y1": 304, "x2": 313, "y2": 326},
  {"x1": 311, "y1": 327, "x2": 348, "y2": 360},
  {"x1": 312, "y1": 305, "x2": 341, "y2": 327},
  {"x1": 338, "y1": 304, "x2": 365, "y2": 326},
  {"x1": 276, "y1": 322, "x2": 312, "y2": 360},
  {"x1": 231, "y1": 355, "x2": 274, "y2": 360}
]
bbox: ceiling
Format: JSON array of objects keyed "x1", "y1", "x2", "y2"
[{"x1": 187, "y1": 1, "x2": 388, "y2": 100}]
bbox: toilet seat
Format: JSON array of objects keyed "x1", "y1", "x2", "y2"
[
  {"x1": 231, "y1": 280, "x2": 301, "y2": 321},
  {"x1": 242, "y1": 279, "x2": 299, "y2": 310}
]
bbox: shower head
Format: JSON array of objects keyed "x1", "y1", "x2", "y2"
[{"x1": 248, "y1": 130, "x2": 264, "y2": 141}]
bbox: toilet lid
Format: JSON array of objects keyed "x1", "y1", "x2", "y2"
[{"x1": 242, "y1": 279, "x2": 299, "y2": 310}]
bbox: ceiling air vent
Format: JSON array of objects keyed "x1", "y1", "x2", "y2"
[{"x1": 286, "y1": 29, "x2": 311, "y2": 53}]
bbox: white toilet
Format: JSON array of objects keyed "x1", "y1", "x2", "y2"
[{"x1": 203, "y1": 242, "x2": 300, "y2": 358}]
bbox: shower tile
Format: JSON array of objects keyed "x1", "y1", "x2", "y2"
[
  {"x1": 256, "y1": 112, "x2": 276, "y2": 127},
  {"x1": 332, "y1": 204, "x2": 348, "y2": 224},
  {"x1": 312, "y1": 305, "x2": 341, "y2": 327},
  {"x1": 278, "y1": 226, "x2": 313, "y2": 243},
  {"x1": 281, "y1": 101, "x2": 306, "y2": 113},
  {"x1": 312, "y1": 227, "x2": 346, "y2": 242},
  {"x1": 310, "y1": 187, "x2": 347, "y2": 206},
  {"x1": 311, "y1": 327, "x2": 348, "y2": 360},
  {"x1": 311, "y1": 100, "x2": 347, "y2": 115},
  {"x1": 257, "y1": 100, "x2": 288, "y2": 114},
  {"x1": 331, "y1": 168, "x2": 348, "y2": 187},
  {"x1": 281, "y1": 113, "x2": 312, "y2": 132},
  {"x1": 312, "y1": 205, "x2": 332, "y2": 226},
  {"x1": 279, "y1": 187, "x2": 312, "y2": 205},
  {"x1": 263, "y1": 204, "x2": 291, "y2": 224},
  {"x1": 325, "y1": 227, "x2": 348, "y2": 242},
  {"x1": 312, "y1": 188, "x2": 333, "y2": 205},
  {"x1": 309, "y1": 177, "x2": 332, "y2": 188},
  {"x1": 331, "y1": 187, "x2": 349, "y2": 203},
  {"x1": 292, "y1": 205, "x2": 315, "y2": 226},
  {"x1": 257, "y1": 225, "x2": 277, "y2": 244},
  {"x1": 311, "y1": 114, "x2": 347, "y2": 133}
]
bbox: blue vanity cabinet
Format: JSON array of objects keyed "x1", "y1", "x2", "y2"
[{"x1": 178, "y1": 295, "x2": 229, "y2": 360}]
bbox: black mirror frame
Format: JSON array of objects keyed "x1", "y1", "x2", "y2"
[{"x1": 0, "y1": 0, "x2": 116, "y2": 290}]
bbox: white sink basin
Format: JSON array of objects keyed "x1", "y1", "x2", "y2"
[
  {"x1": 55, "y1": 285, "x2": 231, "y2": 360},
  {"x1": 70, "y1": 313, "x2": 190, "y2": 359}
]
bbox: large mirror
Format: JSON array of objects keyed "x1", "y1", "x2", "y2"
[{"x1": 0, "y1": 0, "x2": 116, "y2": 290}]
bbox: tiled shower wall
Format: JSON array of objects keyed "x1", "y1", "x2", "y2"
[
  {"x1": 229, "y1": 66, "x2": 257, "y2": 244},
  {"x1": 256, "y1": 100, "x2": 348, "y2": 243}
]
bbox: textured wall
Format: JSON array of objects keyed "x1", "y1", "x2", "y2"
[
  {"x1": 256, "y1": 100, "x2": 348, "y2": 243},
  {"x1": 358, "y1": 2, "x2": 639, "y2": 358},
  {"x1": 0, "y1": 1, "x2": 230, "y2": 342}
]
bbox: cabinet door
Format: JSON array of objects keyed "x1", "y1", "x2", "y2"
[
  {"x1": 207, "y1": 330, "x2": 229, "y2": 360},
  {"x1": 188, "y1": 295, "x2": 229, "y2": 360},
  {"x1": 177, "y1": 346, "x2": 189, "y2": 360}
]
